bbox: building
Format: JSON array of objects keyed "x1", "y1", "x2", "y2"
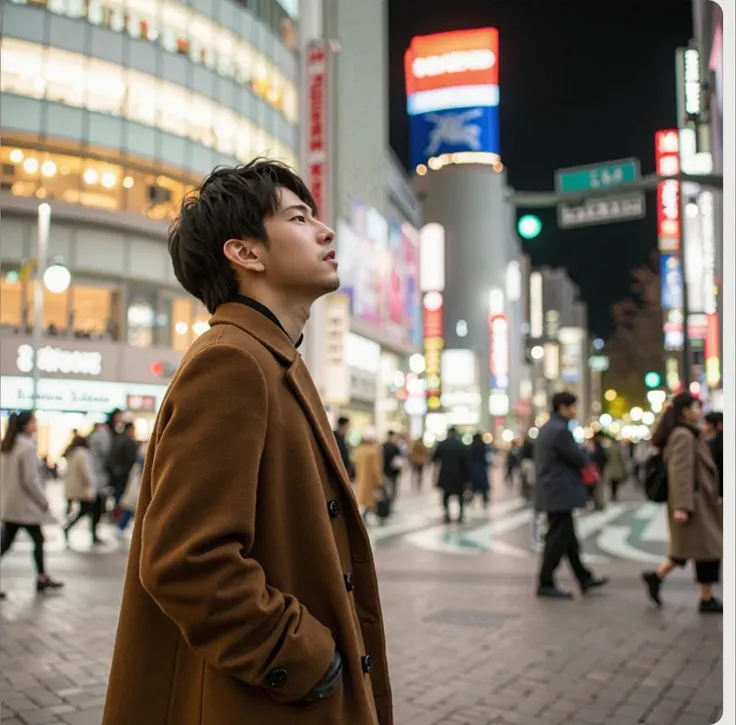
[
  {"x1": 299, "y1": 0, "x2": 424, "y2": 441},
  {"x1": 526, "y1": 266, "x2": 591, "y2": 424},
  {"x1": 0, "y1": 0, "x2": 300, "y2": 454}
]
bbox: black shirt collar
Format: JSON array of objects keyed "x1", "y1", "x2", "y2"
[{"x1": 232, "y1": 295, "x2": 303, "y2": 349}]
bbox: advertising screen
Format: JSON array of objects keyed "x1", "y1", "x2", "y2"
[
  {"x1": 660, "y1": 254, "x2": 684, "y2": 310},
  {"x1": 404, "y1": 28, "x2": 500, "y2": 169}
]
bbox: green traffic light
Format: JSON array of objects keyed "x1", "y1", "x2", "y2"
[
  {"x1": 644, "y1": 371, "x2": 662, "y2": 389},
  {"x1": 518, "y1": 215, "x2": 542, "y2": 240}
]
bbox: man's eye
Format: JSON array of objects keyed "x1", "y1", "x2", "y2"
[{"x1": 292, "y1": 215, "x2": 306, "y2": 223}]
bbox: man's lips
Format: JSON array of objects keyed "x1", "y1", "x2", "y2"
[{"x1": 324, "y1": 250, "x2": 337, "y2": 263}]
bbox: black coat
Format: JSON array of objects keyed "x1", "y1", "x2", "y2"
[
  {"x1": 533, "y1": 413, "x2": 589, "y2": 513},
  {"x1": 433, "y1": 437, "x2": 470, "y2": 495},
  {"x1": 334, "y1": 431, "x2": 354, "y2": 479},
  {"x1": 708, "y1": 431, "x2": 723, "y2": 497},
  {"x1": 468, "y1": 443, "x2": 490, "y2": 493}
]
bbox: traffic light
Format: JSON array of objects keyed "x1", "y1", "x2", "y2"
[
  {"x1": 644, "y1": 371, "x2": 662, "y2": 389},
  {"x1": 517, "y1": 215, "x2": 542, "y2": 240}
]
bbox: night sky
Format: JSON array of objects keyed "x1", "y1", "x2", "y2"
[{"x1": 388, "y1": 0, "x2": 694, "y2": 338}]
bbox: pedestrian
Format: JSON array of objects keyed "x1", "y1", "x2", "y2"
[
  {"x1": 409, "y1": 437, "x2": 428, "y2": 491},
  {"x1": 603, "y1": 435, "x2": 627, "y2": 502},
  {"x1": 382, "y1": 431, "x2": 403, "y2": 502},
  {"x1": 62, "y1": 434, "x2": 99, "y2": 545},
  {"x1": 0, "y1": 410, "x2": 64, "y2": 599},
  {"x1": 333, "y1": 416, "x2": 355, "y2": 481},
  {"x1": 102, "y1": 160, "x2": 392, "y2": 725},
  {"x1": 354, "y1": 427, "x2": 384, "y2": 522},
  {"x1": 703, "y1": 411, "x2": 723, "y2": 498},
  {"x1": 641, "y1": 393, "x2": 722, "y2": 613},
  {"x1": 116, "y1": 441, "x2": 148, "y2": 537},
  {"x1": 433, "y1": 427, "x2": 470, "y2": 524},
  {"x1": 108, "y1": 422, "x2": 139, "y2": 506},
  {"x1": 589, "y1": 431, "x2": 608, "y2": 510},
  {"x1": 534, "y1": 392, "x2": 608, "y2": 599},
  {"x1": 468, "y1": 433, "x2": 491, "y2": 509}
]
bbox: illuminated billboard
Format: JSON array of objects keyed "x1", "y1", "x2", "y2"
[{"x1": 404, "y1": 28, "x2": 500, "y2": 171}]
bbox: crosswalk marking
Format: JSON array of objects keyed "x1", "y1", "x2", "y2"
[{"x1": 596, "y1": 525, "x2": 662, "y2": 564}]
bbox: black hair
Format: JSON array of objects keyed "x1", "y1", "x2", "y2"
[
  {"x1": 704, "y1": 411, "x2": 723, "y2": 426},
  {"x1": 1, "y1": 410, "x2": 35, "y2": 453},
  {"x1": 651, "y1": 392, "x2": 700, "y2": 449},
  {"x1": 447, "y1": 426, "x2": 458, "y2": 436},
  {"x1": 124, "y1": 422, "x2": 136, "y2": 433},
  {"x1": 107, "y1": 408, "x2": 122, "y2": 425},
  {"x1": 337, "y1": 416, "x2": 350, "y2": 428},
  {"x1": 168, "y1": 159, "x2": 318, "y2": 314},
  {"x1": 552, "y1": 391, "x2": 577, "y2": 412},
  {"x1": 471, "y1": 432, "x2": 484, "y2": 447}
]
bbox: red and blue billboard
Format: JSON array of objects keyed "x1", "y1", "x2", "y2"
[{"x1": 404, "y1": 28, "x2": 500, "y2": 169}]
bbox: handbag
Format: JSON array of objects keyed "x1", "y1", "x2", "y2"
[{"x1": 581, "y1": 463, "x2": 601, "y2": 486}]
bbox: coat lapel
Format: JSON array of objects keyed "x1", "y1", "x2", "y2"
[{"x1": 286, "y1": 357, "x2": 353, "y2": 492}]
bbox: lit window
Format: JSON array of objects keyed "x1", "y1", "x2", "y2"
[
  {"x1": 0, "y1": 38, "x2": 45, "y2": 99},
  {"x1": 158, "y1": 82, "x2": 190, "y2": 136},
  {"x1": 213, "y1": 109, "x2": 238, "y2": 155},
  {"x1": 189, "y1": 96, "x2": 214, "y2": 147},
  {"x1": 44, "y1": 47, "x2": 86, "y2": 107},
  {"x1": 86, "y1": 58, "x2": 125, "y2": 116},
  {"x1": 160, "y1": 1, "x2": 191, "y2": 55},
  {"x1": 125, "y1": 69, "x2": 157, "y2": 126}
]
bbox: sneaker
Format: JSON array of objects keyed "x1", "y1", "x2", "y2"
[
  {"x1": 537, "y1": 586, "x2": 573, "y2": 600},
  {"x1": 36, "y1": 576, "x2": 64, "y2": 593},
  {"x1": 641, "y1": 570, "x2": 662, "y2": 607},
  {"x1": 699, "y1": 597, "x2": 723, "y2": 614},
  {"x1": 581, "y1": 576, "x2": 610, "y2": 594}
]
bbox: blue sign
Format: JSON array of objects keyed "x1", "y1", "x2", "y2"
[
  {"x1": 409, "y1": 105, "x2": 500, "y2": 169},
  {"x1": 660, "y1": 254, "x2": 683, "y2": 310}
]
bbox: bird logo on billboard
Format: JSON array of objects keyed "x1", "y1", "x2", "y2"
[{"x1": 424, "y1": 109, "x2": 484, "y2": 156}]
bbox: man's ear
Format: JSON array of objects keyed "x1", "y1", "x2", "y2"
[{"x1": 223, "y1": 238, "x2": 266, "y2": 274}]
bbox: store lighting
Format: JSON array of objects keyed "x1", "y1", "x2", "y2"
[
  {"x1": 604, "y1": 389, "x2": 617, "y2": 402},
  {"x1": 456, "y1": 320, "x2": 468, "y2": 337},
  {"x1": 192, "y1": 321, "x2": 210, "y2": 336},
  {"x1": 642, "y1": 411, "x2": 655, "y2": 426},
  {"x1": 43, "y1": 262, "x2": 71, "y2": 294},
  {"x1": 23, "y1": 157, "x2": 39, "y2": 174},
  {"x1": 416, "y1": 164, "x2": 427, "y2": 176},
  {"x1": 41, "y1": 160, "x2": 57, "y2": 177},
  {"x1": 409, "y1": 353, "x2": 426, "y2": 374},
  {"x1": 84, "y1": 168, "x2": 99, "y2": 184},
  {"x1": 530, "y1": 345, "x2": 544, "y2": 360},
  {"x1": 630, "y1": 406, "x2": 643, "y2": 421},
  {"x1": 174, "y1": 322, "x2": 189, "y2": 335},
  {"x1": 599, "y1": 414, "x2": 613, "y2": 427},
  {"x1": 123, "y1": 176, "x2": 135, "y2": 189},
  {"x1": 10, "y1": 149, "x2": 24, "y2": 163},
  {"x1": 101, "y1": 172, "x2": 116, "y2": 188}
]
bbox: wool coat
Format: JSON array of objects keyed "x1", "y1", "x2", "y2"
[
  {"x1": 665, "y1": 425, "x2": 722, "y2": 562},
  {"x1": 354, "y1": 443, "x2": 384, "y2": 510},
  {"x1": 0, "y1": 433, "x2": 48, "y2": 525},
  {"x1": 102, "y1": 302, "x2": 392, "y2": 725}
]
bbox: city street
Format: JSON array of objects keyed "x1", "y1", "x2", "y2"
[{"x1": 0, "y1": 473, "x2": 723, "y2": 725}]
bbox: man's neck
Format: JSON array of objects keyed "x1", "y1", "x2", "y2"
[{"x1": 241, "y1": 289, "x2": 310, "y2": 343}]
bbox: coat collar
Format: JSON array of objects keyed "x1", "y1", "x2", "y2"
[{"x1": 209, "y1": 302, "x2": 299, "y2": 366}]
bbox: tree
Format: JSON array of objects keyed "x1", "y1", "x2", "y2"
[{"x1": 603, "y1": 258, "x2": 664, "y2": 409}]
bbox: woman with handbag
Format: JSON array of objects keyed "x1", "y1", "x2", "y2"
[
  {"x1": 641, "y1": 393, "x2": 722, "y2": 613},
  {"x1": 0, "y1": 410, "x2": 64, "y2": 599}
]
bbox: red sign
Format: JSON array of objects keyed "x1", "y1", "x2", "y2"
[
  {"x1": 307, "y1": 44, "x2": 328, "y2": 223},
  {"x1": 489, "y1": 314, "x2": 509, "y2": 389},
  {"x1": 705, "y1": 313, "x2": 721, "y2": 387},
  {"x1": 423, "y1": 292, "x2": 444, "y2": 409},
  {"x1": 404, "y1": 28, "x2": 499, "y2": 96},
  {"x1": 655, "y1": 130, "x2": 681, "y2": 249}
]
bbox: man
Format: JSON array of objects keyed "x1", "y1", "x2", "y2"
[
  {"x1": 433, "y1": 427, "x2": 469, "y2": 524},
  {"x1": 108, "y1": 422, "x2": 140, "y2": 505},
  {"x1": 334, "y1": 416, "x2": 354, "y2": 481},
  {"x1": 382, "y1": 431, "x2": 403, "y2": 502},
  {"x1": 704, "y1": 411, "x2": 723, "y2": 498},
  {"x1": 88, "y1": 409, "x2": 122, "y2": 542},
  {"x1": 534, "y1": 392, "x2": 608, "y2": 599},
  {"x1": 103, "y1": 161, "x2": 392, "y2": 725}
]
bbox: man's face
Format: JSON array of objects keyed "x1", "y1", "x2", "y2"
[
  {"x1": 262, "y1": 187, "x2": 339, "y2": 297},
  {"x1": 559, "y1": 404, "x2": 577, "y2": 421}
]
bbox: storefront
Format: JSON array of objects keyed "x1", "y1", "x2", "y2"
[{"x1": 0, "y1": 336, "x2": 180, "y2": 460}]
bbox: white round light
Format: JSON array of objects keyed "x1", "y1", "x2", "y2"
[
  {"x1": 174, "y1": 322, "x2": 189, "y2": 335},
  {"x1": 599, "y1": 413, "x2": 613, "y2": 427},
  {"x1": 456, "y1": 319, "x2": 468, "y2": 337},
  {"x1": 630, "y1": 406, "x2": 643, "y2": 421},
  {"x1": 43, "y1": 263, "x2": 71, "y2": 294},
  {"x1": 423, "y1": 291, "x2": 443, "y2": 312},
  {"x1": 409, "y1": 354, "x2": 426, "y2": 375},
  {"x1": 642, "y1": 411, "x2": 655, "y2": 426},
  {"x1": 530, "y1": 345, "x2": 544, "y2": 360}
]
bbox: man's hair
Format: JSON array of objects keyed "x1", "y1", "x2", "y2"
[
  {"x1": 337, "y1": 416, "x2": 350, "y2": 428},
  {"x1": 704, "y1": 411, "x2": 723, "y2": 426},
  {"x1": 552, "y1": 392, "x2": 577, "y2": 412},
  {"x1": 168, "y1": 159, "x2": 317, "y2": 313}
]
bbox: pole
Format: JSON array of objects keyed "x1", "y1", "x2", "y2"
[{"x1": 31, "y1": 203, "x2": 51, "y2": 410}]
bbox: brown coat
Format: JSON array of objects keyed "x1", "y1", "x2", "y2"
[
  {"x1": 102, "y1": 303, "x2": 392, "y2": 725},
  {"x1": 664, "y1": 425, "x2": 722, "y2": 562},
  {"x1": 409, "y1": 440, "x2": 428, "y2": 467},
  {"x1": 355, "y1": 443, "x2": 384, "y2": 509}
]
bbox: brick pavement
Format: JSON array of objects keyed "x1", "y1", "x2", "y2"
[{"x1": 0, "y1": 489, "x2": 723, "y2": 725}]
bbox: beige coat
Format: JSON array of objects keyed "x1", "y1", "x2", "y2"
[
  {"x1": 0, "y1": 433, "x2": 48, "y2": 525},
  {"x1": 64, "y1": 447, "x2": 96, "y2": 502},
  {"x1": 665, "y1": 425, "x2": 722, "y2": 562},
  {"x1": 103, "y1": 303, "x2": 392, "y2": 725},
  {"x1": 355, "y1": 443, "x2": 384, "y2": 509}
]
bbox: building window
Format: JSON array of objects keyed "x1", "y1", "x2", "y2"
[
  {"x1": 0, "y1": 271, "x2": 24, "y2": 331},
  {"x1": 171, "y1": 297, "x2": 193, "y2": 352},
  {"x1": 127, "y1": 295, "x2": 156, "y2": 347},
  {"x1": 72, "y1": 285, "x2": 114, "y2": 338}
]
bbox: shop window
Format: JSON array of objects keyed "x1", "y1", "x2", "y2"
[
  {"x1": 127, "y1": 297, "x2": 156, "y2": 348},
  {"x1": 171, "y1": 297, "x2": 193, "y2": 352},
  {"x1": 72, "y1": 285, "x2": 113, "y2": 338},
  {"x1": 0, "y1": 272, "x2": 24, "y2": 331}
]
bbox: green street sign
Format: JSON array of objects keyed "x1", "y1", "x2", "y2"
[{"x1": 555, "y1": 159, "x2": 640, "y2": 194}]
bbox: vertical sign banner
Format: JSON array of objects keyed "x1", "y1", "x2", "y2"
[
  {"x1": 655, "y1": 130, "x2": 681, "y2": 252},
  {"x1": 404, "y1": 28, "x2": 500, "y2": 170},
  {"x1": 489, "y1": 314, "x2": 509, "y2": 390},
  {"x1": 659, "y1": 254, "x2": 684, "y2": 309},
  {"x1": 323, "y1": 294, "x2": 350, "y2": 405},
  {"x1": 306, "y1": 44, "x2": 328, "y2": 223},
  {"x1": 423, "y1": 291, "x2": 444, "y2": 410}
]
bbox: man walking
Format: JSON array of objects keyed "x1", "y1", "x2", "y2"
[
  {"x1": 103, "y1": 160, "x2": 392, "y2": 725},
  {"x1": 534, "y1": 392, "x2": 608, "y2": 599},
  {"x1": 433, "y1": 427, "x2": 470, "y2": 524},
  {"x1": 334, "y1": 416, "x2": 355, "y2": 481}
]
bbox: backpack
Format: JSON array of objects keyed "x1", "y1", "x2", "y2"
[{"x1": 643, "y1": 452, "x2": 669, "y2": 503}]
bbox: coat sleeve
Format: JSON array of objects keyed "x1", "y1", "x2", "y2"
[
  {"x1": 19, "y1": 442, "x2": 48, "y2": 511},
  {"x1": 552, "y1": 428, "x2": 589, "y2": 470},
  {"x1": 667, "y1": 430, "x2": 696, "y2": 513},
  {"x1": 138, "y1": 343, "x2": 335, "y2": 704}
]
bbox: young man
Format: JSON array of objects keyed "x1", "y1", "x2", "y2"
[
  {"x1": 103, "y1": 161, "x2": 392, "y2": 725},
  {"x1": 334, "y1": 416, "x2": 355, "y2": 481},
  {"x1": 703, "y1": 411, "x2": 723, "y2": 498},
  {"x1": 534, "y1": 392, "x2": 608, "y2": 599}
]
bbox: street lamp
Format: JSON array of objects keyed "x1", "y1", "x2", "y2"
[{"x1": 31, "y1": 203, "x2": 71, "y2": 409}]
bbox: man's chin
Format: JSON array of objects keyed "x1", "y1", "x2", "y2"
[{"x1": 318, "y1": 274, "x2": 341, "y2": 296}]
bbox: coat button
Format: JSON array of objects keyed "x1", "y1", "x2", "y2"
[
  {"x1": 361, "y1": 655, "x2": 372, "y2": 673},
  {"x1": 267, "y1": 667, "x2": 288, "y2": 688},
  {"x1": 344, "y1": 573, "x2": 354, "y2": 592},
  {"x1": 327, "y1": 500, "x2": 340, "y2": 518}
]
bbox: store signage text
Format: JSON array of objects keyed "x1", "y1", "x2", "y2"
[
  {"x1": 412, "y1": 49, "x2": 496, "y2": 79},
  {"x1": 489, "y1": 314, "x2": 509, "y2": 390},
  {"x1": 655, "y1": 130, "x2": 681, "y2": 252},
  {"x1": 423, "y1": 291, "x2": 444, "y2": 410},
  {"x1": 323, "y1": 294, "x2": 350, "y2": 405},
  {"x1": 307, "y1": 44, "x2": 329, "y2": 222},
  {"x1": 16, "y1": 344, "x2": 102, "y2": 376}
]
